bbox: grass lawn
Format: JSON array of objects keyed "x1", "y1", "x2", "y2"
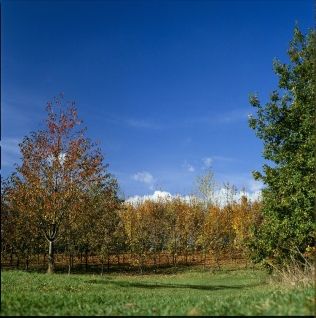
[{"x1": 1, "y1": 267, "x2": 314, "y2": 316}]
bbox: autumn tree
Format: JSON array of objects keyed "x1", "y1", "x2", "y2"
[
  {"x1": 231, "y1": 195, "x2": 262, "y2": 265},
  {"x1": 4, "y1": 94, "x2": 117, "y2": 273},
  {"x1": 87, "y1": 182, "x2": 124, "y2": 274},
  {"x1": 121, "y1": 201, "x2": 153, "y2": 272},
  {"x1": 143, "y1": 200, "x2": 170, "y2": 268},
  {"x1": 165, "y1": 198, "x2": 185, "y2": 267},
  {"x1": 195, "y1": 168, "x2": 217, "y2": 208},
  {"x1": 248, "y1": 27, "x2": 316, "y2": 266},
  {"x1": 179, "y1": 198, "x2": 204, "y2": 264}
]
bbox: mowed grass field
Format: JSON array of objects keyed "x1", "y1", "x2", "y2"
[{"x1": 1, "y1": 267, "x2": 314, "y2": 316}]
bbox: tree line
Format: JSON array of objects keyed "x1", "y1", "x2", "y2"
[
  {"x1": 1, "y1": 111, "x2": 262, "y2": 273},
  {"x1": 1, "y1": 95, "x2": 261, "y2": 273}
]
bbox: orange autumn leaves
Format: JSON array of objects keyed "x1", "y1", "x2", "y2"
[{"x1": 121, "y1": 195, "x2": 261, "y2": 269}]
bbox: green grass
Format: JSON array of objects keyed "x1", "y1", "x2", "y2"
[{"x1": 1, "y1": 267, "x2": 314, "y2": 316}]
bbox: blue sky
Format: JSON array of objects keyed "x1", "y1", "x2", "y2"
[{"x1": 2, "y1": 0, "x2": 314, "y2": 198}]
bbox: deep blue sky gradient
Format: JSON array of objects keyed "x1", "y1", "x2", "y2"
[{"x1": 2, "y1": 0, "x2": 314, "y2": 198}]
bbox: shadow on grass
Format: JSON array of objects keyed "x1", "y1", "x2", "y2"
[
  {"x1": 85, "y1": 279, "x2": 264, "y2": 291},
  {"x1": 2, "y1": 262, "x2": 261, "y2": 277},
  {"x1": 3, "y1": 263, "x2": 210, "y2": 276}
]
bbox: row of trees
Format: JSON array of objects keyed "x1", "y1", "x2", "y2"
[
  {"x1": 1, "y1": 95, "x2": 262, "y2": 274},
  {"x1": 121, "y1": 193, "x2": 261, "y2": 272},
  {"x1": 2, "y1": 176, "x2": 262, "y2": 273}
]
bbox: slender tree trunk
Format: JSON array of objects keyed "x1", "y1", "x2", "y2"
[
  {"x1": 47, "y1": 240, "x2": 54, "y2": 274},
  {"x1": 173, "y1": 228, "x2": 177, "y2": 267},
  {"x1": 25, "y1": 254, "x2": 29, "y2": 271},
  {"x1": 71, "y1": 255, "x2": 74, "y2": 268},
  {"x1": 10, "y1": 248, "x2": 13, "y2": 267},
  {"x1": 139, "y1": 255, "x2": 143, "y2": 275},
  {"x1": 101, "y1": 259, "x2": 104, "y2": 276},
  {"x1": 68, "y1": 252, "x2": 72, "y2": 275},
  {"x1": 107, "y1": 256, "x2": 110, "y2": 271},
  {"x1": 85, "y1": 249, "x2": 88, "y2": 272}
]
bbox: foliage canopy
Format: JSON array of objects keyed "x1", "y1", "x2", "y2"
[{"x1": 248, "y1": 27, "x2": 316, "y2": 265}]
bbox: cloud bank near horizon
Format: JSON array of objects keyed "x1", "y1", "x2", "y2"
[{"x1": 126, "y1": 188, "x2": 262, "y2": 206}]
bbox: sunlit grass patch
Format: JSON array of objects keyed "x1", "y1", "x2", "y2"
[{"x1": 1, "y1": 267, "x2": 315, "y2": 316}]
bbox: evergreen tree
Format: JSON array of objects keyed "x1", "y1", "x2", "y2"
[{"x1": 248, "y1": 27, "x2": 315, "y2": 265}]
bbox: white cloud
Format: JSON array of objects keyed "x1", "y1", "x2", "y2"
[
  {"x1": 202, "y1": 157, "x2": 213, "y2": 168},
  {"x1": 212, "y1": 187, "x2": 262, "y2": 206},
  {"x1": 126, "y1": 188, "x2": 262, "y2": 206},
  {"x1": 217, "y1": 109, "x2": 249, "y2": 124},
  {"x1": 183, "y1": 162, "x2": 195, "y2": 172},
  {"x1": 126, "y1": 190, "x2": 173, "y2": 204},
  {"x1": 187, "y1": 165, "x2": 195, "y2": 172},
  {"x1": 101, "y1": 115, "x2": 162, "y2": 130},
  {"x1": 125, "y1": 118, "x2": 161, "y2": 130},
  {"x1": 132, "y1": 171, "x2": 154, "y2": 184},
  {"x1": 182, "y1": 109, "x2": 248, "y2": 127}
]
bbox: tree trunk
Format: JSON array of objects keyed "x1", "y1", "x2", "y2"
[
  {"x1": 68, "y1": 253, "x2": 72, "y2": 275},
  {"x1": 107, "y1": 256, "x2": 110, "y2": 271},
  {"x1": 85, "y1": 250, "x2": 88, "y2": 272},
  {"x1": 139, "y1": 256, "x2": 143, "y2": 275},
  {"x1": 25, "y1": 254, "x2": 29, "y2": 271},
  {"x1": 173, "y1": 252, "x2": 177, "y2": 267},
  {"x1": 47, "y1": 240, "x2": 55, "y2": 274},
  {"x1": 101, "y1": 260, "x2": 104, "y2": 276},
  {"x1": 71, "y1": 255, "x2": 74, "y2": 268},
  {"x1": 10, "y1": 248, "x2": 13, "y2": 266}
]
